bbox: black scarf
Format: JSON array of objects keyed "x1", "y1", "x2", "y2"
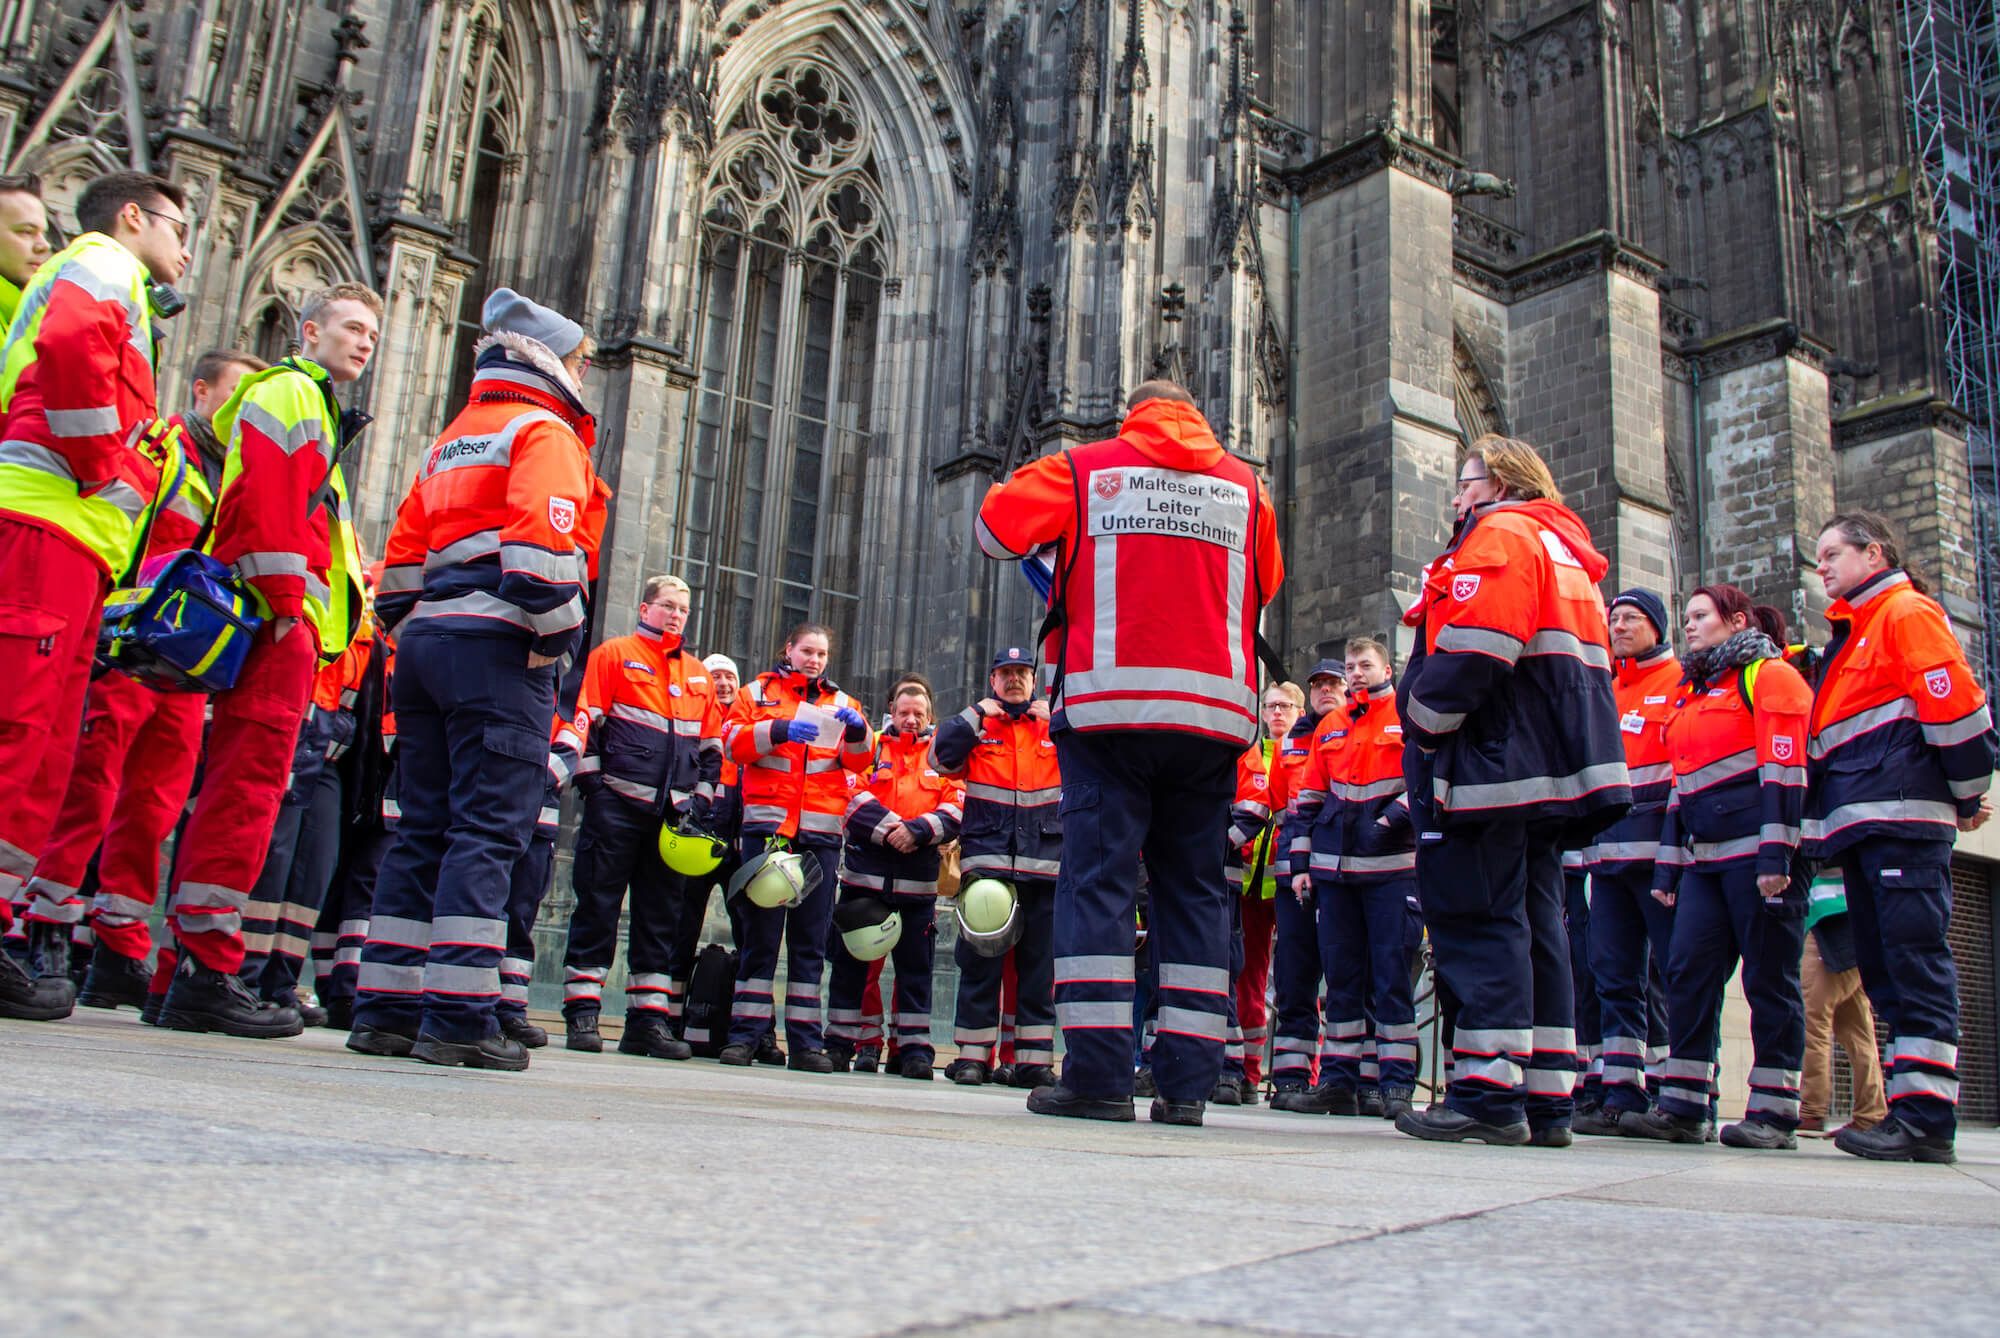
[{"x1": 1682, "y1": 629, "x2": 1782, "y2": 694}]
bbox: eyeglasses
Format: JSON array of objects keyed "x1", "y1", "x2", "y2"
[
  {"x1": 1456, "y1": 472, "x2": 1489, "y2": 487},
  {"x1": 141, "y1": 207, "x2": 190, "y2": 244}
]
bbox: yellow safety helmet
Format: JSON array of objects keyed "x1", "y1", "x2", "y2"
[
  {"x1": 954, "y1": 877, "x2": 1021, "y2": 957},
  {"x1": 834, "y1": 897, "x2": 903, "y2": 961},
  {"x1": 658, "y1": 819, "x2": 726, "y2": 877}
]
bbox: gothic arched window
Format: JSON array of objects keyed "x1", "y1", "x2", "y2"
[{"x1": 675, "y1": 60, "x2": 889, "y2": 663}]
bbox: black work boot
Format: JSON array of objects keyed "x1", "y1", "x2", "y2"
[
  {"x1": 322, "y1": 998, "x2": 355, "y2": 1031},
  {"x1": 754, "y1": 1031, "x2": 787, "y2": 1066},
  {"x1": 1380, "y1": 1087, "x2": 1416, "y2": 1121},
  {"x1": 498, "y1": 1014, "x2": 549, "y2": 1049},
  {"x1": 788, "y1": 1048, "x2": 835, "y2": 1073},
  {"x1": 1620, "y1": 1108, "x2": 1707, "y2": 1143},
  {"x1": 950, "y1": 1059, "x2": 990, "y2": 1086},
  {"x1": 1150, "y1": 1097, "x2": 1205, "y2": 1127},
  {"x1": 1011, "y1": 1063, "x2": 1057, "y2": 1090},
  {"x1": 346, "y1": 1023, "x2": 418, "y2": 1057},
  {"x1": 1719, "y1": 1118, "x2": 1798, "y2": 1151},
  {"x1": 898, "y1": 1051, "x2": 934, "y2": 1081},
  {"x1": 1394, "y1": 1105, "x2": 1532, "y2": 1145},
  {"x1": 1358, "y1": 1087, "x2": 1386, "y2": 1118},
  {"x1": 1834, "y1": 1116, "x2": 1956, "y2": 1165},
  {"x1": 272, "y1": 988, "x2": 329, "y2": 1029},
  {"x1": 77, "y1": 942, "x2": 153, "y2": 1010},
  {"x1": 411, "y1": 1030, "x2": 530, "y2": 1071},
  {"x1": 823, "y1": 1041, "x2": 856, "y2": 1071},
  {"x1": 0, "y1": 945, "x2": 74, "y2": 1020},
  {"x1": 850, "y1": 1045, "x2": 881, "y2": 1074},
  {"x1": 565, "y1": 1010, "x2": 604, "y2": 1053},
  {"x1": 139, "y1": 989, "x2": 166, "y2": 1026},
  {"x1": 1209, "y1": 1075, "x2": 1244, "y2": 1106},
  {"x1": 717, "y1": 1042, "x2": 755, "y2": 1066},
  {"x1": 1275, "y1": 1083, "x2": 1359, "y2": 1116},
  {"x1": 158, "y1": 956, "x2": 304, "y2": 1038},
  {"x1": 618, "y1": 1012, "x2": 693, "y2": 1060},
  {"x1": 1026, "y1": 1084, "x2": 1136, "y2": 1122}
]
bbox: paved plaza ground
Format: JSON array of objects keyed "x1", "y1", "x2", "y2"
[{"x1": 4, "y1": 1009, "x2": 1997, "y2": 1337}]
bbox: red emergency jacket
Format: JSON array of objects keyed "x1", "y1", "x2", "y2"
[
  {"x1": 1285, "y1": 681, "x2": 1415, "y2": 883},
  {"x1": 1226, "y1": 741, "x2": 1279, "y2": 894},
  {"x1": 1579, "y1": 646, "x2": 1682, "y2": 872},
  {"x1": 145, "y1": 415, "x2": 219, "y2": 558},
  {"x1": 538, "y1": 705, "x2": 586, "y2": 838},
  {"x1": 1399, "y1": 498, "x2": 1631, "y2": 834},
  {"x1": 929, "y1": 701, "x2": 1062, "y2": 882},
  {"x1": 725, "y1": 666, "x2": 874, "y2": 843},
  {"x1": 1805, "y1": 568, "x2": 1997, "y2": 854},
  {"x1": 841, "y1": 725, "x2": 965, "y2": 897},
  {"x1": 1265, "y1": 709, "x2": 1326, "y2": 878},
  {"x1": 376, "y1": 357, "x2": 607, "y2": 657},
  {"x1": 575, "y1": 625, "x2": 724, "y2": 816},
  {"x1": 974, "y1": 398, "x2": 1284, "y2": 746},
  {"x1": 1653, "y1": 650, "x2": 1812, "y2": 889}
]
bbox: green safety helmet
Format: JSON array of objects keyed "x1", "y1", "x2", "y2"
[
  {"x1": 834, "y1": 897, "x2": 903, "y2": 962},
  {"x1": 728, "y1": 845, "x2": 820, "y2": 909},
  {"x1": 954, "y1": 877, "x2": 1021, "y2": 958},
  {"x1": 657, "y1": 819, "x2": 727, "y2": 877}
]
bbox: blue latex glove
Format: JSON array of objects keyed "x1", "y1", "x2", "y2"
[{"x1": 833, "y1": 705, "x2": 868, "y2": 741}]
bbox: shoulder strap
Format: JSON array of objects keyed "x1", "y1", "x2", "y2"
[
  {"x1": 1736, "y1": 658, "x2": 1766, "y2": 714},
  {"x1": 118, "y1": 438, "x2": 188, "y2": 587},
  {"x1": 1031, "y1": 449, "x2": 1084, "y2": 701}
]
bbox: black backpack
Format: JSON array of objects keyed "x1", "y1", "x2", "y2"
[{"x1": 681, "y1": 942, "x2": 738, "y2": 1057}]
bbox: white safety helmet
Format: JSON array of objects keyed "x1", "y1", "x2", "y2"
[
  {"x1": 834, "y1": 897, "x2": 903, "y2": 962},
  {"x1": 729, "y1": 847, "x2": 819, "y2": 909},
  {"x1": 954, "y1": 877, "x2": 1021, "y2": 958}
]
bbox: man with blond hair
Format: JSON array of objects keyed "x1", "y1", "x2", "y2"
[{"x1": 159, "y1": 285, "x2": 380, "y2": 1037}]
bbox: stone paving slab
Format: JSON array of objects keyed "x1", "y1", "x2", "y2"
[{"x1": 3, "y1": 1010, "x2": 1995, "y2": 1337}]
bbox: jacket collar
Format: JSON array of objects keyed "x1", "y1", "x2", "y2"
[
  {"x1": 1832, "y1": 568, "x2": 1908, "y2": 617},
  {"x1": 1616, "y1": 643, "x2": 1677, "y2": 683}
]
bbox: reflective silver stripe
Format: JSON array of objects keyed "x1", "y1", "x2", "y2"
[
  {"x1": 1454, "y1": 1027, "x2": 1530, "y2": 1053},
  {"x1": 1056, "y1": 1000, "x2": 1131, "y2": 1029},
  {"x1": 1328, "y1": 777, "x2": 1405, "y2": 802},
  {"x1": 1524, "y1": 1068, "x2": 1577, "y2": 1095},
  {"x1": 1688, "y1": 833, "x2": 1761, "y2": 863},
  {"x1": 234, "y1": 551, "x2": 309, "y2": 581},
  {"x1": 501, "y1": 981, "x2": 530, "y2": 1003},
  {"x1": 1061, "y1": 695, "x2": 1255, "y2": 740},
  {"x1": 610, "y1": 702, "x2": 675, "y2": 733},
  {"x1": 1745, "y1": 1092, "x2": 1802, "y2": 1119},
  {"x1": 368, "y1": 916, "x2": 434, "y2": 949},
  {"x1": 420, "y1": 410, "x2": 561, "y2": 476},
  {"x1": 432, "y1": 916, "x2": 506, "y2": 948},
  {"x1": 500, "y1": 957, "x2": 533, "y2": 977},
  {"x1": 1922, "y1": 705, "x2": 1994, "y2": 748},
  {"x1": 1889, "y1": 1072, "x2": 1960, "y2": 1103},
  {"x1": 803, "y1": 757, "x2": 841, "y2": 773},
  {"x1": 799, "y1": 810, "x2": 843, "y2": 834},
  {"x1": 1950, "y1": 775, "x2": 1991, "y2": 799},
  {"x1": 744, "y1": 803, "x2": 788, "y2": 825},
  {"x1": 1403, "y1": 695, "x2": 1464, "y2": 735},
  {"x1": 1802, "y1": 799, "x2": 1958, "y2": 840},
  {"x1": 1810, "y1": 697, "x2": 1917, "y2": 758},
  {"x1": 604, "y1": 776, "x2": 660, "y2": 805},
  {"x1": 92, "y1": 891, "x2": 154, "y2": 920},
  {"x1": 964, "y1": 782, "x2": 1062, "y2": 806},
  {"x1": 1678, "y1": 748, "x2": 1757, "y2": 795},
  {"x1": 1628, "y1": 761, "x2": 1675, "y2": 787},
  {"x1": 358, "y1": 962, "x2": 424, "y2": 993},
  {"x1": 1582, "y1": 839, "x2": 1659, "y2": 864},
  {"x1": 1055, "y1": 955, "x2": 1136, "y2": 984},
  {"x1": 1522, "y1": 628, "x2": 1612, "y2": 670},
  {"x1": 974, "y1": 512, "x2": 1024, "y2": 559},
  {"x1": 238, "y1": 399, "x2": 326, "y2": 460},
  {"x1": 428, "y1": 528, "x2": 504, "y2": 568},
  {"x1": 1455, "y1": 1055, "x2": 1523, "y2": 1087},
  {"x1": 499, "y1": 542, "x2": 584, "y2": 582},
  {"x1": 564, "y1": 980, "x2": 604, "y2": 1001},
  {"x1": 1661, "y1": 1057, "x2": 1714, "y2": 1082},
  {"x1": 0, "y1": 438, "x2": 76, "y2": 476},
  {"x1": 1747, "y1": 1065, "x2": 1801, "y2": 1088},
  {"x1": 422, "y1": 963, "x2": 500, "y2": 996},
  {"x1": 378, "y1": 563, "x2": 424, "y2": 594},
  {"x1": 1338, "y1": 852, "x2": 1417, "y2": 874},
  {"x1": 1436, "y1": 761, "x2": 1630, "y2": 811},
  {"x1": 1158, "y1": 962, "x2": 1229, "y2": 994},
  {"x1": 44, "y1": 405, "x2": 122, "y2": 438},
  {"x1": 1155, "y1": 1007, "x2": 1228, "y2": 1041},
  {"x1": 1531, "y1": 1026, "x2": 1576, "y2": 1052},
  {"x1": 403, "y1": 589, "x2": 585, "y2": 636},
  {"x1": 1435, "y1": 623, "x2": 1526, "y2": 664},
  {"x1": 1760, "y1": 762, "x2": 1807, "y2": 787},
  {"x1": 673, "y1": 718, "x2": 705, "y2": 737},
  {"x1": 175, "y1": 881, "x2": 251, "y2": 913},
  {"x1": 1759, "y1": 823, "x2": 1800, "y2": 847},
  {"x1": 1894, "y1": 1036, "x2": 1958, "y2": 1065},
  {"x1": 1062, "y1": 664, "x2": 1256, "y2": 714}
]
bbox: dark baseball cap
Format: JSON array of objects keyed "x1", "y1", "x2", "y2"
[
  {"x1": 991, "y1": 647, "x2": 1036, "y2": 670},
  {"x1": 1306, "y1": 658, "x2": 1345, "y2": 683}
]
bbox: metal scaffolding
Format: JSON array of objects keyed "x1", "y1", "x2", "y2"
[{"x1": 1902, "y1": 0, "x2": 2000, "y2": 679}]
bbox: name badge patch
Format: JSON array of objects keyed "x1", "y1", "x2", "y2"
[{"x1": 1087, "y1": 466, "x2": 1249, "y2": 549}]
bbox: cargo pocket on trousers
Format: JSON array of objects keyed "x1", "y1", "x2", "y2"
[
  {"x1": 0, "y1": 606, "x2": 70, "y2": 716},
  {"x1": 483, "y1": 722, "x2": 548, "y2": 769},
  {"x1": 1058, "y1": 781, "x2": 1100, "y2": 878}
]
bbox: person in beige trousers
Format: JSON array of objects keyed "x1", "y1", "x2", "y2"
[{"x1": 1799, "y1": 876, "x2": 1886, "y2": 1134}]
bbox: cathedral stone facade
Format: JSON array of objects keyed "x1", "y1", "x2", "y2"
[{"x1": 0, "y1": 1, "x2": 1979, "y2": 694}]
